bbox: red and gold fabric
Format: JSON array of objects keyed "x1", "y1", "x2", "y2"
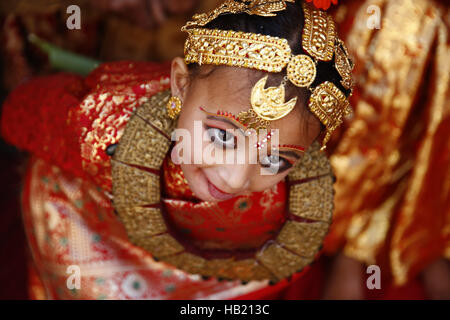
[
  {"x1": 324, "y1": 0, "x2": 450, "y2": 286},
  {"x1": 2, "y1": 61, "x2": 326, "y2": 299},
  {"x1": 163, "y1": 157, "x2": 288, "y2": 251}
]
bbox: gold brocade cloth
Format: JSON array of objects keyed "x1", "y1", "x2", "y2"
[{"x1": 324, "y1": 0, "x2": 450, "y2": 285}]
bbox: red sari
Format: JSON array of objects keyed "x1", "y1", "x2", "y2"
[{"x1": 2, "y1": 61, "x2": 323, "y2": 300}]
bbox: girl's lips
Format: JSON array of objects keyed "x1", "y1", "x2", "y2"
[{"x1": 207, "y1": 179, "x2": 236, "y2": 201}]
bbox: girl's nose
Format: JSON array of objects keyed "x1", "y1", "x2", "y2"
[{"x1": 218, "y1": 164, "x2": 252, "y2": 192}]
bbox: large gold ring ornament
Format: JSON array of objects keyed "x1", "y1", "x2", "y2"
[{"x1": 112, "y1": 91, "x2": 334, "y2": 282}]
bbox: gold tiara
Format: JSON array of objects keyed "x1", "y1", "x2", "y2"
[
  {"x1": 181, "y1": 0, "x2": 296, "y2": 31},
  {"x1": 182, "y1": 1, "x2": 354, "y2": 149},
  {"x1": 184, "y1": 28, "x2": 292, "y2": 73}
]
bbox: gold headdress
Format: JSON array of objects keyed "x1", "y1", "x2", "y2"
[{"x1": 182, "y1": 0, "x2": 354, "y2": 149}]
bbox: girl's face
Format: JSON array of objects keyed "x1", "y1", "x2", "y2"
[{"x1": 171, "y1": 58, "x2": 321, "y2": 202}]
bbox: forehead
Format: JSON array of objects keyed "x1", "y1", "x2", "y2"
[{"x1": 195, "y1": 67, "x2": 313, "y2": 145}]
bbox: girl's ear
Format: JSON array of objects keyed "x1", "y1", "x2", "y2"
[{"x1": 170, "y1": 57, "x2": 190, "y2": 101}]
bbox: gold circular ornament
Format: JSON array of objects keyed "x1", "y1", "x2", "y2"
[
  {"x1": 287, "y1": 54, "x2": 317, "y2": 88},
  {"x1": 112, "y1": 90, "x2": 334, "y2": 283},
  {"x1": 166, "y1": 96, "x2": 182, "y2": 119}
]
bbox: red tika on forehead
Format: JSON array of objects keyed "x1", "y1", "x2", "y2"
[{"x1": 199, "y1": 107, "x2": 247, "y2": 130}]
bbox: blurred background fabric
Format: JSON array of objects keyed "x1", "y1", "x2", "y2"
[{"x1": 322, "y1": 0, "x2": 449, "y2": 300}]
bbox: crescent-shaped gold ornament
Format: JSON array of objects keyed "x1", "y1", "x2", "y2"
[{"x1": 250, "y1": 76, "x2": 297, "y2": 121}]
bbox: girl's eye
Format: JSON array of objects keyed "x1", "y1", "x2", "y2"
[
  {"x1": 207, "y1": 127, "x2": 236, "y2": 149},
  {"x1": 260, "y1": 154, "x2": 292, "y2": 174}
]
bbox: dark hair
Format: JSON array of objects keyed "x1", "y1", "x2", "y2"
[{"x1": 188, "y1": 0, "x2": 350, "y2": 131}]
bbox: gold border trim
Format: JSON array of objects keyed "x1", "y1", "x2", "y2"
[{"x1": 184, "y1": 28, "x2": 292, "y2": 73}]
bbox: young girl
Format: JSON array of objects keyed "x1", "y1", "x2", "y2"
[{"x1": 2, "y1": 0, "x2": 353, "y2": 299}]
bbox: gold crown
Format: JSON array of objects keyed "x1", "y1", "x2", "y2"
[
  {"x1": 182, "y1": 0, "x2": 354, "y2": 149},
  {"x1": 181, "y1": 0, "x2": 296, "y2": 31}
]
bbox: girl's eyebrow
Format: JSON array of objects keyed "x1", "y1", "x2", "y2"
[
  {"x1": 206, "y1": 115, "x2": 239, "y2": 129},
  {"x1": 200, "y1": 107, "x2": 246, "y2": 129},
  {"x1": 205, "y1": 115, "x2": 247, "y2": 135}
]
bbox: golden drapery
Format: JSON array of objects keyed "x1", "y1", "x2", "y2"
[{"x1": 324, "y1": 0, "x2": 450, "y2": 286}]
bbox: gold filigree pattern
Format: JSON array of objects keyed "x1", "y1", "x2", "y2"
[
  {"x1": 113, "y1": 116, "x2": 172, "y2": 170},
  {"x1": 277, "y1": 221, "x2": 329, "y2": 257},
  {"x1": 136, "y1": 92, "x2": 178, "y2": 135},
  {"x1": 181, "y1": 0, "x2": 296, "y2": 31},
  {"x1": 288, "y1": 142, "x2": 334, "y2": 223},
  {"x1": 119, "y1": 207, "x2": 167, "y2": 239},
  {"x1": 250, "y1": 76, "x2": 297, "y2": 121},
  {"x1": 112, "y1": 161, "x2": 161, "y2": 209},
  {"x1": 112, "y1": 91, "x2": 334, "y2": 282},
  {"x1": 302, "y1": 2, "x2": 337, "y2": 62},
  {"x1": 184, "y1": 28, "x2": 292, "y2": 73},
  {"x1": 256, "y1": 244, "x2": 309, "y2": 280},
  {"x1": 289, "y1": 176, "x2": 334, "y2": 223},
  {"x1": 287, "y1": 54, "x2": 317, "y2": 88},
  {"x1": 309, "y1": 81, "x2": 352, "y2": 149},
  {"x1": 166, "y1": 96, "x2": 182, "y2": 120},
  {"x1": 237, "y1": 108, "x2": 271, "y2": 131},
  {"x1": 334, "y1": 39, "x2": 354, "y2": 91},
  {"x1": 288, "y1": 142, "x2": 332, "y2": 180},
  {"x1": 136, "y1": 234, "x2": 185, "y2": 258}
]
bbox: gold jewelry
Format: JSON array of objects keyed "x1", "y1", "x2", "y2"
[
  {"x1": 287, "y1": 54, "x2": 317, "y2": 88},
  {"x1": 184, "y1": 28, "x2": 292, "y2": 72},
  {"x1": 182, "y1": 2, "x2": 354, "y2": 149},
  {"x1": 309, "y1": 81, "x2": 352, "y2": 150},
  {"x1": 166, "y1": 96, "x2": 182, "y2": 119},
  {"x1": 250, "y1": 75, "x2": 297, "y2": 121},
  {"x1": 184, "y1": 29, "x2": 319, "y2": 88},
  {"x1": 237, "y1": 108, "x2": 271, "y2": 131},
  {"x1": 302, "y1": 2, "x2": 336, "y2": 62},
  {"x1": 334, "y1": 39, "x2": 355, "y2": 92},
  {"x1": 181, "y1": 0, "x2": 296, "y2": 31},
  {"x1": 112, "y1": 90, "x2": 333, "y2": 282}
]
